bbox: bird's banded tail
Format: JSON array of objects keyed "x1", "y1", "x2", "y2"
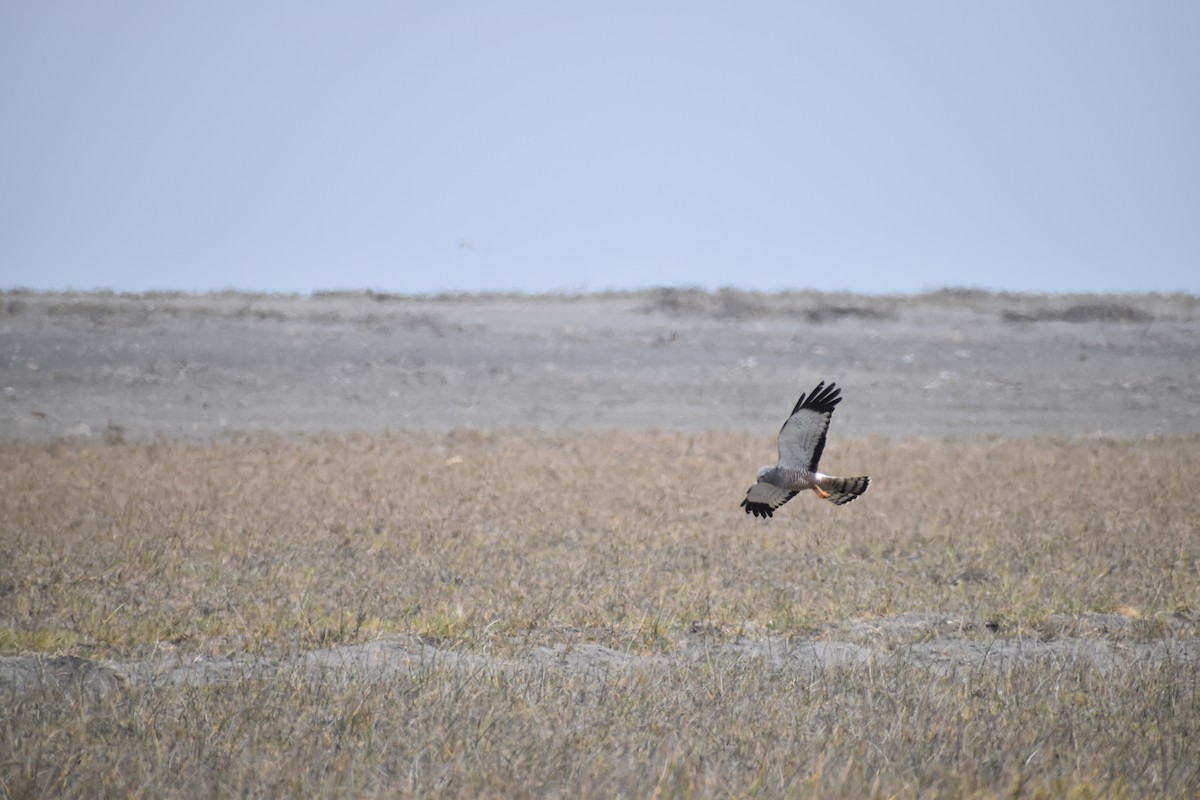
[{"x1": 817, "y1": 475, "x2": 870, "y2": 505}]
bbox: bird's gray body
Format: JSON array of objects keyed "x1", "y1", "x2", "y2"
[{"x1": 755, "y1": 464, "x2": 818, "y2": 492}]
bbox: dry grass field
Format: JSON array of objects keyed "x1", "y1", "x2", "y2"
[{"x1": 3, "y1": 431, "x2": 1198, "y2": 797}]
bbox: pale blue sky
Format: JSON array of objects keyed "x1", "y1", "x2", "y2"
[{"x1": 3, "y1": 2, "x2": 1198, "y2": 295}]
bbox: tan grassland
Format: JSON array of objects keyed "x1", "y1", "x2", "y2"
[{"x1": 3, "y1": 431, "x2": 1199, "y2": 797}]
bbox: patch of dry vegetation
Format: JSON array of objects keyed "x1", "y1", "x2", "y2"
[
  {"x1": 640, "y1": 286, "x2": 897, "y2": 322},
  {"x1": 1001, "y1": 303, "x2": 1154, "y2": 324},
  {"x1": 8, "y1": 286, "x2": 1198, "y2": 333},
  {"x1": 634, "y1": 285, "x2": 1200, "y2": 323},
  {"x1": 2, "y1": 432, "x2": 1199, "y2": 796},
  {"x1": 6, "y1": 644, "x2": 1197, "y2": 798}
]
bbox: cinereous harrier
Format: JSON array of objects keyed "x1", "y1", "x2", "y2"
[{"x1": 741, "y1": 381, "x2": 870, "y2": 518}]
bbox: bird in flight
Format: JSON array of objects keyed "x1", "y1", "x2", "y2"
[{"x1": 741, "y1": 381, "x2": 870, "y2": 518}]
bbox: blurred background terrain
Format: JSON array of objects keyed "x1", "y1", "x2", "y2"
[{"x1": 2, "y1": 288, "x2": 1196, "y2": 441}]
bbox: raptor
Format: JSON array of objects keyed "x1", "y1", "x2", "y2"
[{"x1": 741, "y1": 381, "x2": 870, "y2": 518}]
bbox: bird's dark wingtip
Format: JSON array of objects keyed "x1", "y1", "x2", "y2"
[
  {"x1": 791, "y1": 380, "x2": 842, "y2": 415},
  {"x1": 741, "y1": 499, "x2": 774, "y2": 518}
]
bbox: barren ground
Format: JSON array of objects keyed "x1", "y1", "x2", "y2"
[{"x1": 3, "y1": 287, "x2": 1198, "y2": 440}]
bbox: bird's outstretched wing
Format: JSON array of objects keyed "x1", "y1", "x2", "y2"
[
  {"x1": 776, "y1": 381, "x2": 841, "y2": 471},
  {"x1": 740, "y1": 485, "x2": 799, "y2": 518}
]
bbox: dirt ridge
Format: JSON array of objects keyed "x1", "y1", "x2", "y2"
[{"x1": 6, "y1": 613, "x2": 1198, "y2": 701}]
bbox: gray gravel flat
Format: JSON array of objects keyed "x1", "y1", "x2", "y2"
[{"x1": 2, "y1": 288, "x2": 1198, "y2": 441}]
